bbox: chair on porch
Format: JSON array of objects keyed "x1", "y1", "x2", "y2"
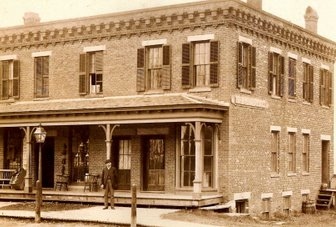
[
  {"x1": 54, "y1": 174, "x2": 69, "y2": 191},
  {"x1": 84, "y1": 173, "x2": 99, "y2": 192}
]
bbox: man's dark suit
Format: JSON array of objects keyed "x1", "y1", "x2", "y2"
[{"x1": 101, "y1": 165, "x2": 117, "y2": 208}]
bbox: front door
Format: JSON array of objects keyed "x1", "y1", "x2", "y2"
[{"x1": 143, "y1": 137, "x2": 165, "y2": 191}]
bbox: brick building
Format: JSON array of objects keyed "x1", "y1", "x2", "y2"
[{"x1": 0, "y1": 0, "x2": 335, "y2": 215}]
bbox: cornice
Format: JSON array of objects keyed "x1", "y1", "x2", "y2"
[{"x1": 0, "y1": 2, "x2": 335, "y2": 62}]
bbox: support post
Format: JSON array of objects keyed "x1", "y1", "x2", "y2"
[
  {"x1": 193, "y1": 121, "x2": 203, "y2": 199},
  {"x1": 131, "y1": 184, "x2": 137, "y2": 227},
  {"x1": 35, "y1": 180, "x2": 42, "y2": 223}
]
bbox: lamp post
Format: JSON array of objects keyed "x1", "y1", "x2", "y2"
[{"x1": 33, "y1": 124, "x2": 46, "y2": 223}]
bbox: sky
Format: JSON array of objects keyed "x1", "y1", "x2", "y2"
[{"x1": 0, "y1": 0, "x2": 335, "y2": 42}]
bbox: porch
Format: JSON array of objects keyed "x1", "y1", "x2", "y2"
[{"x1": 0, "y1": 187, "x2": 224, "y2": 208}]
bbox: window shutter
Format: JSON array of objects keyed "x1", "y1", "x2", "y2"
[
  {"x1": 2, "y1": 61, "x2": 8, "y2": 99},
  {"x1": 279, "y1": 55, "x2": 285, "y2": 97},
  {"x1": 95, "y1": 51, "x2": 103, "y2": 72},
  {"x1": 35, "y1": 57, "x2": 42, "y2": 97},
  {"x1": 136, "y1": 48, "x2": 145, "y2": 92},
  {"x1": 309, "y1": 65, "x2": 314, "y2": 103},
  {"x1": 268, "y1": 52, "x2": 273, "y2": 94},
  {"x1": 209, "y1": 40, "x2": 219, "y2": 87},
  {"x1": 13, "y1": 60, "x2": 20, "y2": 98},
  {"x1": 237, "y1": 42, "x2": 243, "y2": 88},
  {"x1": 319, "y1": 69, "x2": 324, "y2": 105},
  {"x1": 250, "y1": 46, "x2": 256, "y2": 90},
  {"x1": 328, "y1": 71, "x2": 332, "y2": 106},
  {"x1": 42, "y1": 57, "x2": 49, "y2": 96},
  {"x1": 161, "y1": 45, "x2": 171, "y2": 90},
  {"x1": 79, "y1": 54, "x2": 87, "y2": 94},
  {"x1": 0, "y1": 62, "x2": 3, "y2": 99},
  {"x1": 182, "y1": 43, "x2": 191, "y2": 88}
]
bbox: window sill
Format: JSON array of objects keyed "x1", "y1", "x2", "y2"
[
  {"x1": 144, "y1": 89, "x2": 164, "y2": 95},
  {"x1": 34, "y1": 97, "x2": 49, "y2": 101},
  {"x1": 302, "y1": 172, "x2": 310, "y2": 176},
  {"x1": 288, "y1": 98, "x2": 297, "y2": 103},
  {"x1": 303, "y1": 101, "x2": 312, "y2": 105},
  {"x1": 287, "y1": 172, "x2": 297, "y2": 177},
  {"x1": 271, "y1": 95, "x2": 281, "y2": 100},
  {"x1": 189, "y1": 87, "x2": 211, "y2": 93},
  {"x1": 239, "y1": 88, "x2": 252, "y2": 94},
  {"x1": 82, "y1": 93, "x2": 104, "y2": 98},
  {"x1": 321, "y1": 105, "x2": 331, "y2": 109},
  {"x1": 271, "y1": 173, "x2": 280, "y2": 178},
  {"x1": 0, "y1": 98, "x2": 16, "y2": 103}
]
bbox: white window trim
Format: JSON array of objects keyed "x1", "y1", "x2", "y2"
[
  {"x1": 261, "y1": 193, "x2": 273, "y2": 199},
  {"x1": 187, "y1": 34, "x2": 214, "y2": 42},
  {"x1": 270, "y1": 126, "x2": 281, "y2": 132},
  {"x1": 238, "y1": 36, "x2": 252, "y2": 45},
  {"x1": 32, "y1": 51, "x2": 52, "y2": 57},
  {"x1": 270, "y1": 47, "x2": 282, "y2": 55},
  {"x1": 83, "y1": 45, "x2": 106, "y2": 52},
  {"x1": 321, "y1": 134, "x2": 331, "y2": 141},
  {"x1": 321, "y1": 64, "x2": 330, "y2": 70},
  {"x1": 287, "y1": 127, "x2": 297, "y2": 133},
  {"x1": 0, "y1": 55, "x2": 18, "y2": 61},
  {"x1": 301, "y1": 189, "x2": 310, "y2": 195},
  {"x1": 233, "y1": 192, "x2": 251, "y2": 200},
  {"x1": 282, "y1": 191, "x2": 293, "y2": 197},
  {"x1": 301, "y1": 129, "x2": 311, "y2": 134},
  {"x1": 142, "y1": 39, "x2": 167, "y2": 47},
  {"x1": 302, "y1": 57, "x2": 311, "y2": 64},
  {"x1": 288, "y1": 52, "x2": 298, "y2": 60}
]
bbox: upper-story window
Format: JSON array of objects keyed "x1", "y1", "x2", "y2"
[
  {"x1": 237, "y1": 41, "x2": 256, "y2": 91},
  {"x1": 34, "y1": 56, "x2": 49, "y2": 98},
  {"x1": 137, "y1": 43, "x2": 171, "y2": 92},
  {"x1": 79, "y1": 51, "x2": 103, "y2": 95},
  {"x1": 288, "y1": 57, "x2": 297, "y2": 98},
  {"x1": 319, "y1": 68, "x2": 332, "y2": 107},
  {"x1": 182, "y1": 37, "x2": 219, "y2": 89},
  {"x1": 303, "y1": 62, "x2": 314, "y2": 103},
  {"x1": 268, "y1": 50, "x2": 284, "y2": 97},
  {"x1": 0, "y1": 59, "x2": 19, "y2": 100}
]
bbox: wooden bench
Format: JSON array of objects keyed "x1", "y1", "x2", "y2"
[{"x1": 0, "y1": 169, "x2": 16, "y2": 189}]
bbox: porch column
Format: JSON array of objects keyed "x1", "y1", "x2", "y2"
[
  {"x1": 99, "y1": 124, "x2": 119, "y2": 160},
  {"x1": 193, "y1": 121, "x2": 203, "y2": 199},
  {"x1": 21, "y1": 126, "x2": 35, "y2": 193}
]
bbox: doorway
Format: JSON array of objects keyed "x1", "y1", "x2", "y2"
[
  {"x1": 321, "y1": 140, "x2": 330, "y2": 185},
  {"x1": 142, "y1": 137, "x2": 165, "y2": 191},
  {"x1": 35, "y1": 137, "x2": 55, "y2": 188}
]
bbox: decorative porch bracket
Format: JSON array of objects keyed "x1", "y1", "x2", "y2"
[
  {"x1": 186, "y1": 122, "x2": 206, "y2": 199},
  {"x1": 20, "y1": 126, "x2": 37, "y2": 193},
  {"x1": 98, "y1": 124, "x2": 120, "y2": 160}
]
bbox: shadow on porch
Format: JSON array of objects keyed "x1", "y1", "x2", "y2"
[{"x1": 0, "y1": 186, "x2": 224, "y2": 208}]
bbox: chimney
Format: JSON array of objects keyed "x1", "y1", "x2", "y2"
[
  {"x1": 246, "y1": 0, "x2": 262, "y2": 10},
  {"x1": 304, "y1": 6, "x2": 318, "y2": 33},
  {"x1": 23, "y1": 12, "x2": 41, "y2": 26}
]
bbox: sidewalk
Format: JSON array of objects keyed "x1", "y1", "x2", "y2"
[{"x1": 0, "y1": 202, "x2": 217, "y2": 227}]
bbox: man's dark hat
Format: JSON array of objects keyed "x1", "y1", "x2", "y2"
[{"x1": 105, "y1": 159, "x2": 111, "y2": 164}]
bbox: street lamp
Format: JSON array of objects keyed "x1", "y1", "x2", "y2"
[{"x1": 33, "y1": 124, "x2": 46, "y2": 223}]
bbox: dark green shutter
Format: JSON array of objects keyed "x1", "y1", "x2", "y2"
[
  {"x1": 136, "y1": 48, "x2": 145, "y2": 92},
  {"x1": 268, "y1": 52, "x2": 273, "y2": 94},
  {"x1": 309, "y1": 65, "x2": 314, "y2": 103},
  {"x1": 237, "y1": 42, "x2": 243, "y2": 88},
  {"x1": 162, "y1": 45, "x2": 171, "y2": 90},
  {"x1": 250, "y1": 46, "x2": 256, "y2": 90},
  {"x1": 79, "y1": 53, "x2": 87, "y2": 94},
  {"x1": 279, "y1": 55, "x2": 284, "y2": 97},
  {"x1": 209, "y1": 40, "x2": 219, "y2": 87},
  {"x1": 12, "y1": 60, "x2": 20, "y2": 98},
  {"x1": 182, "y1": 43, "x2": 191, "y2": 88}
]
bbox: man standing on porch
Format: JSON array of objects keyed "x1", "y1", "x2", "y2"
[{"x1": 101, "y1": 159, "x2": 117, "y2": 209}]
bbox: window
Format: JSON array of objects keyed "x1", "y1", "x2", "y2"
[
  {"x1": 268, "y1": 52, "x2": 284, "y2": 97},
  {"x1": 237, "y1": 42, "x2": 256, "y2": 90},
  {"x1": 79, "y1": 51, "x2": 103, "y2": 95},
  {"x1": 0, "y1": 60, "x2": 19, "y2": 99},
  {"x1": 137, "y1": 45, "x2": 170, "y2": 92},
  {"x1": 203, "y1": 126, "x2": 213, "y2": 188},
  {"x1": 288, "y1": 58, "x2": 296, "y2": 98},
  {"x1": 35, "y1": 56, "x2": 49, "y2": 98},
  {"x1": 283, "y1": 196, "x2": 291, "y2": 215},
  {"x1": 271, "y1": 130, "x2": 280, "y2": 173},
  {"x1": 236, "y1": 199, "x2": 249, "y2": 213},
  {"x1": 180, "y1": 125, "x2": 195, "y2": 187},
  {"x1": 302, "y1": 134, "x2": 310, "y2": 172},
  {"x1": 288, "y1": 132, "x2": 296, "y2": 173},
  {"x1": 119, "y1": 140, "x2": 131, "y2": 170},
  {"x1": 182, "y1": 40, "x2": 219, "y2": 88},
  {"x1": 303, "y1": 62, "x2": 314, "y2": 103},
  {"x1": 262, "y1": 198, "x2": 271, "y2": 219},
  {"x1": 320, "y1": 68, "x2": 332, "y2": 107}
]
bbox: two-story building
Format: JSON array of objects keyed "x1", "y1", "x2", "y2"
[{"x1": 0, "y1": 0, "x2": 335, "y2": 215}]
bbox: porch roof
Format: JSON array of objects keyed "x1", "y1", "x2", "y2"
[{"x1": 0, "y1": 93, "x2": 229, "y2": 126}]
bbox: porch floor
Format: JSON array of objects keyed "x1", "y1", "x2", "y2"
[{"x1": 0, "y1": 186, "x2": 224, "y2": 208}]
